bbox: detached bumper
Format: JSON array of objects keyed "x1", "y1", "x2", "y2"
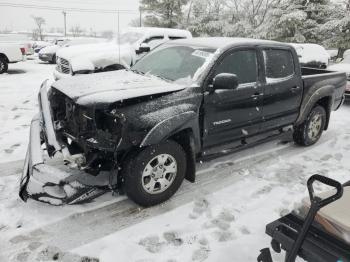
[{"x1": 19, "y1": 81, "x2": 106, "y2": 205}]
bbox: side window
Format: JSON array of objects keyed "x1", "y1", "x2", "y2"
[
  {"x1": 143, "y1": 36, "x2": 164, "y2": 50},
  {"x1": 263, "y1": 49, "x2": 294, "y2": 79},
  {"x1": 214, "y1": 50, "x2": 258, "y2": 84}
]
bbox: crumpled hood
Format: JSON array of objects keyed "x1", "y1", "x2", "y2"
[
  {"x1": 56, "y1": 43, "x2": 135, "y2": 72},
  {"x1": 51, "y1": 70, "x2": 186, "y2": 106},
  {"x1": 39, "y1": 45, "x2": 60, "y2": 55}
]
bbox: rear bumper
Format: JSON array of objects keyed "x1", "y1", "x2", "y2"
[{"x1": 19, "y1": 81, "x2": 106, "y2": 205}]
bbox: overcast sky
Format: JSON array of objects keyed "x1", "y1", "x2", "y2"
[{"x1": 0, "y1": 0, "x2": 140, "y2": 33}]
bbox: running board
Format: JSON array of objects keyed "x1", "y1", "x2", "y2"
[{"x1": 199, "y1": 128, "x2": 293, "y2": 161}]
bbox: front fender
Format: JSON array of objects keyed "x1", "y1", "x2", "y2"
[
  {"x1": 140, "y1": 111, "x2": 198, "y2": 148},
  {"x1": 296, "y1": 85, "x2": 334, "y2": 125}
]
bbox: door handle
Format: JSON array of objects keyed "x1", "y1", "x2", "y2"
[
  {"x1": 291, "y1": 86, "x2": 301, "y2": 92},
  {"x1": 251, "y1": 92, "x2": 262, "y2": 99}
]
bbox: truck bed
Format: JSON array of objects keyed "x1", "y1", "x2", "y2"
[{"x1": 301, "y1": 67, "x2": 346, "y2": 110}]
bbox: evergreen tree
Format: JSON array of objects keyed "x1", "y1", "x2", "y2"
[
  {"x1": 140, "y1": 0, "x2": 189, "y2": 28},
  {"x1": 320, "y1": 3, "x2": 350, "y2": 57}
]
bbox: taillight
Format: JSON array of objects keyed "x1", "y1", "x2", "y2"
[
  {"x1": 20, "y1": 47, "x2": 26, "y2": 55},
  {"x1": 346, "y1": 81, "x2": 350, "y2": 91}
]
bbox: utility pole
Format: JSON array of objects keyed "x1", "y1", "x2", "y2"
[
  {"x1": 139, "y1": 7, "x2": 142, "y2": 27},
  {"x1": 62, "y1": 10, "x2": 67, "y2": 37},
  {"x1": 117, "y1": 10, "x2": 120, "y2": 63}
]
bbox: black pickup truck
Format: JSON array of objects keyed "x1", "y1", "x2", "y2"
[{"x1": 20, "y1": 38, "x2": 346, "y2": 206}]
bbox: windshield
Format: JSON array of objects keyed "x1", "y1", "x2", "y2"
[
  {"x1": 132, "y1": 45, "x2": 215, "y2": 82},
  {"x1": 117, "y1": 32, "x2": 144, "y2": 45}
]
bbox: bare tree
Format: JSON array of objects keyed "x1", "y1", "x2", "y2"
[
  {"x1": 31, "y1": 16, "x2": 45, "y2": 40},
  {"x1": 70, "y1": 25, "x2": 83, "y2": 37},
  {"x1": 129, "y1": 18, "x2": 141, "y2": 27}
]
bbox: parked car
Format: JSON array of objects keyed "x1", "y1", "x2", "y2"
[
  {"x1": 20, "y1": 38, "x2": 346, "y2": 207},
  {"x1": 328, "y1": 56, "x2": 350, "y2": 99},
  {"x1": 53, "y1": 27, "x2": 192, "y2": 80},
  {"x1": 20, "y1": 41, "x2": 34, "y2": 56},
  {"x1": 0, "y1": 42, "x2": 24, "y2": 73},
  {"x1": 32, "y1": 41, "x2": 52, "y2": 53},
  {"x1": 291, "y1": 43, "x2": 330, "y2": 69},
  {"x1": 39, "y1": 37, "x2": 106, "y2": 64}
]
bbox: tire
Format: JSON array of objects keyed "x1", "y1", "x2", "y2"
[
  {"x1": 0, "y1": 57, "x2": 8, "y2": 74},
  {"x1": 50, "y1": 54, "x2": 56, "y2": 64},
  {"x1": 293, "y1": 105, "x2": 326, "y2": 146},
  {"x1": 124, "y1": 140, "x2": 186, "y2": 207}
]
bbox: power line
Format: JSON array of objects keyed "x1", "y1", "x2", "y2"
[{"x1": 0, "y1": 2, "x2": 139, "y2": 14}]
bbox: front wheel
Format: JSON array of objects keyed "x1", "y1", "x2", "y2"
[
  {"x1": 0, "y1": 57, "x2": 8, "y2": 74},
  {"x1": 124, "y1": 140, "x2": 186, "y2": 207},
  {"x1": 293, "y1": 105, "x2": 326, "y2": 146}
]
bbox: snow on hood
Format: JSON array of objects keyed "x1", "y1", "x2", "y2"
[
  {"x1": 39, "y1": 45, "x2": 60, "y2": 55},
  {"x1": 56, "y1": 42, "x2": 135, "y2": 72},
  {"x1": 51, "y1": 70, "x2": 186, "y2": 106},
  {"x1": 328, "y1": 62, "x2": 350, "y2": 73}
]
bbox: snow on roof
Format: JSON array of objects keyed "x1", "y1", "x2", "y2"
[{"x1": 125, "y1": 27, "x2": 192, "y2": 38}]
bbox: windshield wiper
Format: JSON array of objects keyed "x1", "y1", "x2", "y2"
[
  {"x1": 152, "y1": 74, "x2": 173, "y2": 82},
  {"x1": 130, "y1": 68, "x2": 145, "y2": 75}
]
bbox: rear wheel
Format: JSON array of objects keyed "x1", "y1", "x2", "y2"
[
  {"x1": 0, "y1": 57, "x2": 8, "y2": 74},
  {"x1": 124, "y1": 140, "x2": 186, "y2": 207},
  {"x1": 293, "y1": 105, "x2": 326, "y2": 146}
]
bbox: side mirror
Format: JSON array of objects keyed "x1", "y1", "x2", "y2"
[
  {"x1": 213, "y1": 73, "x2": 239, "y2": 90},
  {"x1": 136, "y1": 43, "x2": 151, "y2": 54}
]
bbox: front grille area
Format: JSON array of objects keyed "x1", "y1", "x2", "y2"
[
  {"x1": 48, "y1": 88, "x2": 122, "y2": 152},
  {"x1": 56, "y1": 57, "x2": 71, "y2": 74}
]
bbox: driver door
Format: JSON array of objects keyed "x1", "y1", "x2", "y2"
[{"x1": 203, "y1": 48, "x2": 264, "y2": 148}]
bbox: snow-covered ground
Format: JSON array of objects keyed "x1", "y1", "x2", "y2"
[
  {"x1": 0, "y1": 57, "x2": 55, "y2": 163},
  {"x1": 0, "y1": 59, "x2": 349, "y2": 262}
]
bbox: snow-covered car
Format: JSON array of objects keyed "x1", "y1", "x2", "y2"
[
  {"x1": 329, "y1": 56, "x2": 350, "y2": 99},
  {"x1": 0, "y1": 42, "x2": 24, "y2": 73},
  {"x1": 343, "y1": 49, "x2": 350, "y2": 59},
  {"x1": 39, "y1": 37, "x2": 107, "y2": 64},
  {"x1": 32, "y1": 41, "x2": 52, "y2": 53},
  {"x1": 53, "y1": 27, "x2": 192, "y2": 80},
  {"x1": 291, "y1": 43, "x2": 330, "y2": 69}
]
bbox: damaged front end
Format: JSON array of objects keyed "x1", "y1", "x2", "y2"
[{"x1": 19, "y1": 80, "x2": 124, "y2": 205}]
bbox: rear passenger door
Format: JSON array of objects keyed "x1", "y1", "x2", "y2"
[{"x1": 260, "y1": 48, "x2": 303, "y2": 130}]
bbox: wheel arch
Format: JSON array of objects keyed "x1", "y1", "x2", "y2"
[
  {"x1": 139, "y1": 111, "x2": 200, "y2": 183},
  {"x1": 0, "y1": 53, "x2": 9, "y2": 63},
  {"x1": 296, "y1": 85, "x2": 334, "y2": 130},
  {"x1": 316, "y1": 96, "x2": 332, "y2": 130}
]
